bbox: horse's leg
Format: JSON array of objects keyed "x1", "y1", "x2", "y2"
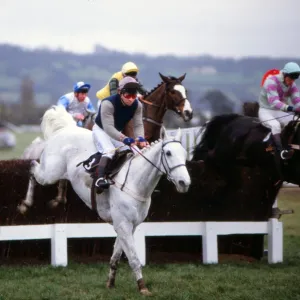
[
  {"x1": 31, "y1": 156, "x2": 66, "y2": 186},
  {"x1": 114, "y1": 222, "x2": 151, "y2": 296},
  {"x1": 17, "y1": 175, "x2": 36, "y2": 214},
  {"x1": 106, "y1": 237, "x2": 123, "y2": 288},
  {"x1": 48, "y1": 179, "x2": 68, "y2": 208}
]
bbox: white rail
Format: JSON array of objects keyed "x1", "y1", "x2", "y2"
[{"x1": 0, "y1": 219, "x2": 283, "y2": 266}]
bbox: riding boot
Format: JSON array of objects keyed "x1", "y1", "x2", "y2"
[
  {"x1": 273, "y1": 133, "x2": 293, "y2": 160},
  {"x1": 95, "y1": 156, "x2": 112, "y2": 189}
]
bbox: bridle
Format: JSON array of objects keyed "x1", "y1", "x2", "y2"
[{"x1": 130, "y1": 140, "x2": 186, "y2": 182}]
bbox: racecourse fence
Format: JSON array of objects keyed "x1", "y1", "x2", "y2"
[{"x1": 0, "y1": 219, "x2": 283, "y2": 266}]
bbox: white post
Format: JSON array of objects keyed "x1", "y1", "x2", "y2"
[
  {"x1": 51, "y1": 224, "x2": 68, "y2": 267},
  {"x1": 268, "y1": 218, "x2": 283, "y2": 263},
  {"x1": 273, "y1": 197, "x2": 278, "y2": 208},
  {"x1": 202, "y1": 222, "x2": 218, "y2": 264},
  {"x1": 134, "y1": 226, "x2": 146, "y2": 266}
]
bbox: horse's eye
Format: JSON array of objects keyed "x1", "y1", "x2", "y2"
[
  {"x1": 170, "y1": 90, "x2": 175, "y2": 95},
  {"x1": 166, "y1": 150, "x2": 171, "y2": 156}
]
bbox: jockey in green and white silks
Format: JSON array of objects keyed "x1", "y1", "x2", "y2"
[
  {"x1": 57, "y1": 81, "x2": 96, "y2": 127},
  {"x1": 258, "y1": 62, "x2": 300, "y2": 159},
  {"x1": 92, "y1": 76, "x2": 148, "y2": 189}
]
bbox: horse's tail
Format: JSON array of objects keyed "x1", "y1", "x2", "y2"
[
  {"x1": 41, "y1": 105, "x2": 76, "y2": 140},
  {"x1": 21, "y1": 136, "x2": 45, "y2": 159},
  {"x1": 243, "y1": 101, "x2": 259, "y2": 118}
]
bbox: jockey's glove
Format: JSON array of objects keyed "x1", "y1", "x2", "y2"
[
  {"x1": 287, "y1": 106, "x2": 294, "y2": 112},
  {"x1": 136, "y1": 136, "x2": 147, "y2": 143},
  {"x1": 123, "y1": 137, "x2": 135, "y2": 146}
]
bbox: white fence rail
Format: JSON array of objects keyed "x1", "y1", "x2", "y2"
[{"x1": 0, "y1": 219, "x2": 283, "y2": 266}]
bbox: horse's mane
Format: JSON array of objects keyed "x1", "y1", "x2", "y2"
[
  {"x1": 193, "y1": 114, "x2": 240, "y2": 161},
  {"x1": 132, "y1": 138, "x2": 162, "y2": 158},
  {"x1": 282, "y1": 120, "x2": 299, "y2": 145},
  {"x1": 41, "y1": 105, "x2": 76, "y2": 140},
  {"x1": 144, "y1": 76, "x2": 179, "y2": 99},
  {"x1": 193, "y1": 113, "x2": 270, "y2": 164},
  {"x1": 144, "y1": 82, "x2": 165, "y2": 99}
]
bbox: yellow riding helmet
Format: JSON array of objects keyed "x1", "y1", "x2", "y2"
[{"x1": 121, "y1": 62, "x2": 139, "y2": 75}]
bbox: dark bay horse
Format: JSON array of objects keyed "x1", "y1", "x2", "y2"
[
  {"x1": 149, "y1": 111, "x2": 300, "y2": 260},
  {"x1": 18, "y1": 73, "x2": 193, "y2": 213}
]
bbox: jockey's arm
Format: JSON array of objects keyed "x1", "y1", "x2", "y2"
[
  {"x1": 101, "y1": 101, "x2": 126, "y2": 141},
  {"x1": 57, "y1": 96, "x2": 70, "y2": 110},
  {"x1": 109, "y1": 78, "x2": 119, "y2": 96},
  {"x1": 264, "y1": 78, "x2": 289, "y2": 111},
  {"x1": 132, "y1": 101, "x2": 145, "y2": 139},
  {"x1": 86, "y1": 100, "x2": 96, "y2": 113},
  {"x1": 290, "y1": 84, "x2": 300, "y2": 109}
]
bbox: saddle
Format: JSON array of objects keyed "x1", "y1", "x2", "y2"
[
  {"x1": 78, "y1": 150, "x2": 132, "y2": 179},
  {"x1": 77, "y1": 150, "x2": 133, "y2": 210}
]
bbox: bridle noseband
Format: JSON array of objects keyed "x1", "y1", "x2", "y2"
[{"x1": 161, "y1": 140, "x2": 186, "y2": 182}]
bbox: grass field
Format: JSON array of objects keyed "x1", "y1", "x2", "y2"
[
  {"x1": 0, "y1": 132, "x2": 41, "y2": 160},
  {"x1": 0, "y1": 133, "x2": 299, "y2": 299}
]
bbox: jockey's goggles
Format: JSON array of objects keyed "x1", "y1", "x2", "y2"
[
  {"x1": 76, "y1": 88, "x2": 89, "y2": 93},
  {"x1": 286, "y1": 72, "x2": 300, "y2": 80},
  {"x1": 125, "y1": 71, "x2": 138, "y2": 77},
  {"x1": 123, "y1": 92, "x2": 137, "y2": 100}
]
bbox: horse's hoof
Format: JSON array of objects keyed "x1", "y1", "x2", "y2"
[
  {"x1": 56, "y1": 197, "x2": 67, "y2": 205},
  {"x1": 17, "y1": 203, "x2": 28, "y2": 214},
  {"x1": 48, "y1": 199, "x2": 60, "y2": 209},
  {"x1": 140, "y1": 288, "x2": 152, "y2": 296},
  {"x1": 106, "y1": 280, "x2": 115, "y2": 289}
]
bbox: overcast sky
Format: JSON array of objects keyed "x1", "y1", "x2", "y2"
[{"x1": 1, "y1": 0, "x2": 300, "y2": 58}]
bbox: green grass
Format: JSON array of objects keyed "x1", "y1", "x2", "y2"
[
  {"x1": 0, "y1": 192, "x2": 298, "y2": 299},
  {"x1": 0, "y1": 237, "x2": 300, "y2": 300},
  {"x1": 278, "y1": 188, "x2": 300, "y2": 236},
  {"x1": 0, "y1": 132, "x2": 41, "y2": 160}
]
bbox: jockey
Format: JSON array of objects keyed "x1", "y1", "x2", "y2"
[
  {"x1": 96, "y1": 62, "x2": 148, "y2": 108},
  {"x1": 93, "y1": 76, "x2": 148, "y2": 189},
  {"x1": 57, "y1": 81, "x2": 96, "y2": 126},
  {"x1": 258, "y1": 62, "x2": 300, "y2": 159}
]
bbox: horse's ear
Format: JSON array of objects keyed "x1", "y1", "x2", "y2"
[
  {"x1": 159, "y1": 73, "x2": 170, "y2": 83},
  {"x1": 160, "y1": 126, "x2": 168, "y2": 140},
  {"x1": 174, "y1": 128, "x2": 182, "y2": 141},
  {"x1": 178, "y1": 73, "x2": 186, "y2": 82}
]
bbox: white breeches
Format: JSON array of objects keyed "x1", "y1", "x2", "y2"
[
  {"x1": 92, "y1": 124, "x2": 129, "y2": 159},
  {"x1": 258, "y1": 107, "x2": 294, "y2": 135}
]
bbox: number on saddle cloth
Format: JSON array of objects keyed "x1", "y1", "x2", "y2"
[
  {"x1": 77, "y1": 150, "x2": 133, "y2": 180},
  {"x1": 76, "y1": 152, "x2": 102, "y2": 174}
]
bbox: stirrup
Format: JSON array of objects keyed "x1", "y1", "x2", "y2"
[
  {"x1": 280, "y1": 149, "x2": 293, "y2": 160},
  {"x1": 95, "y1": 177, "x2": 111, "y2": 189}
]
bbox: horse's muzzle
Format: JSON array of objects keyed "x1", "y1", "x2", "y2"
[{"x1": 183, "y1": 110, "x2": 193, "y2": 122}]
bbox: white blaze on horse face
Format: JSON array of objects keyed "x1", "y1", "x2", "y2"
[{"x1": 174, "y1": 84, "x2": 193, "y2": 121}]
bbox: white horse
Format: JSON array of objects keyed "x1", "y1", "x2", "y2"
[{"x1": 28, "y1": 105, "x2": 191, "y2": 295}]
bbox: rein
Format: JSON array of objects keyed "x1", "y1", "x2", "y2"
[
  {"x1": 258, "y1": 112, "x2": 299, "y2": 124},
  {"x1": 130, "y1": 140, "x2": 186, "y2": 182}
]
